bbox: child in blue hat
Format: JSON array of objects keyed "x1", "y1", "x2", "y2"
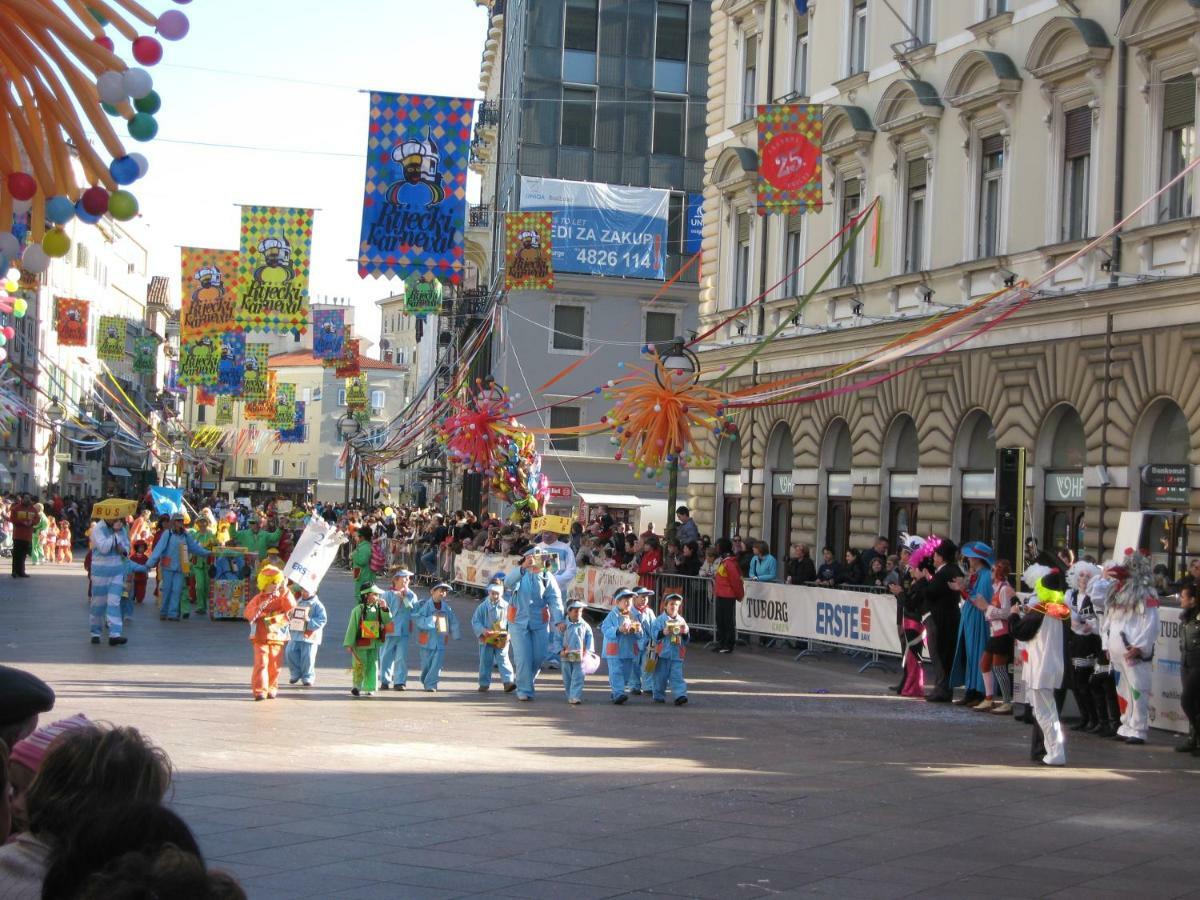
[{"x1": 560, "y1": 600, "x2": 594, "y2": 705}]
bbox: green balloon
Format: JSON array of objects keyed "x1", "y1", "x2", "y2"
[
  {"x1": 133, "y1": 91, "x2": 161, "y2": 115},
  {"x1": 127, "y1": 113, "x2": 158, "y2": 142},
  {"x1": 101, "y1": 102, "x2": 120, "y2": 117},
  {"x1": 108, "y1": 190, "x2": 139, "y2": 222},
  {"x1": 87, "y1": 6, "x2": 109, "y2": 25}
]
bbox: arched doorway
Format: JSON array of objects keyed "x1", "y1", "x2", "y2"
[
  {"x1": 716, "y1": 434, "x2": 743, "y2": 541},
  {"x1": 1132, "y1": 399, "x2": 1191, "y2": 573},
  {"x1": 765, "y1": 422, "x2": 795, "y2": 562},
  {"x1": 820, "y1": 419, "x2": 853, "y2": 559},
  {"x1": 956, "y1": 410, "x2": 996, "y2": 545},
  {"x1": 884, "y1": 414, "x2": 919, "y2": 550},
  {"x1": 1039, "y1": 404, "x2": 1086, "y2": 557}
]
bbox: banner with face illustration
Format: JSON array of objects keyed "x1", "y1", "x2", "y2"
[
  {"x1": 180, "y1": 247, "x2": 239, "y2": 341},
  {"x1": 179, "y1": 337, "x2": 219, "y2": 386},
  {"x1": 214, "y1": 331, "x2": 247, "y2": 396},
  {"x1": 313, "y1": 308, "x2": 345, "y2": 360},
  {"x1": 97, "y1": 316, "x2": 126, "y2": 361},
  {"x1": 335, "y1": 338, "x2": 361, "y2": 379},
  {"x1": 215, "y1": 395, "x2": 234, "y2": 426},
  {"x1": 504, "y1": 211, "x2": 554, "y2": 291},
  {"x1": 271, "y1": 383, "x2": 296, "y2": 430},
  {"x1": 132, "y1": 336, "x2": 157, "y2": 374},
  {"x1": 278, "y1": 401, "x2": 306, "y2": 443},
  {"x1": 55, "y1": 298, "x2": 89, "y2": 347},
  {"x1": 404, "y1": 274, "x2": 443, "y2": 314},
  {"x1": 357, "y1": 92, "x2": 475, "y2": 284},
  {"x1": 235, "y1": 206, "x2": 314, "y2": 334},
  {"x1": 245, "y1": 371, "x2": 277, "y2": 421},
  {"x1": 345, "y1": 374, "x2": 368, "y2": 410},
  {"x1": 242, "y1": 343, "x2": 270, "y2": 403}
]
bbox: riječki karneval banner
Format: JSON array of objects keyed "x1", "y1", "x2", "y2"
[
  {"x1": 504, "y1": 211, "x2": 554, "y2": 291},
  {"x1": 235, "y1": 206, "x2": 313, "y2": 334},
  {"x1": 180, "y1": 247, "x2": 239, "y2": 341}
]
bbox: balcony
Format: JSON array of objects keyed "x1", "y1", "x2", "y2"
[
  {"x1": 478, "y1": 99, "x2": 500, "y2": 129},
  {"x1": 457, "y1": 288, "x2": 491, "y2": 319},
  {"x1": 468, "y1": 204, "x2": 490, "y2": 229}
]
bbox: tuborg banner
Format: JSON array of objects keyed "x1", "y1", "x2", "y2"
[
  {"x1": 519, "y1": 176, "x2": 669, "y2": 280},
  {"x1": 737, "y1": 581, "x2": 902, "y2": 654}
]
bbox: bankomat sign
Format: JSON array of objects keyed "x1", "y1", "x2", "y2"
[{"x1": 815, "y1": 597, "x2": 873, "y2": 641}]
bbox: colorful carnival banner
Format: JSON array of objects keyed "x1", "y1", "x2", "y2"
[
  {"x1": 215, "y1": 332, "x2": 246, "y2": 396},
  {"x1": 357, "y1": 92, "x2": 474, "y2": 283},
  {"x1": 179, "y1": 338, "x2": 219, "y2": 386},
  {"x1": 132, "y1": 336, "x2": 157, "y2": 374},
  {"x1": 345, "y1": 374, "x2": 368, "y2": 409},
  {"x1": 242, "y1": 343, "x2": 270, "y2": 402},
  {"x1": 245, "y1": 371, "x2": 277, "y2": 421},
  {"x1": 195, "y1": 387, "x2": 216, "y2": 406},
  {"x1": 215, "y1": 395, "x2": 234, "y2": 426},
  {"x1": 235, "y1": 206, "x2": 314, "y2": 334},
  {"x1": 335, "y1": 338, "x2": 361, "y2": 379},
  {"x1": 96, "y1": 316, "x2": 126, "y2": 361},
  {"x1": 180, "y1": 247, "x2": 239, "y2": 342},
  {"x1": 271, "y1": 383, "x2": 296, "y2": 429},
  {"x1": 313, "y1": 307, "x2": 345, "y2": 360},
  {"x1": 504, "y1": 211, "x2": 554, "y2": 291},
  {"x1": 404, "y1": 274, "x2": 443, "y2": 314},
  {"x1": 757, "y1": 104, "x2": 823, "y2": 215},
  {"x1": 55, "y1": 298, "x2": 88, "y2": 347},
  {"x1": 278, "y1": 401, "x2": 306, "y2": 443}
]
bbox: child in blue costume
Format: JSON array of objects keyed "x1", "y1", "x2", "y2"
[
  {"x1": 414, "y1": 582, "x2": 461, "y2": 691},
  {"x1": 601, "y1": 589, "x2": 642, "y2": 704},
  {"x1": 471, "y1": 582, "x2": 516, "y2": 692},
  {"x1": 628, "y1": 587, "x2": 657, "y2": 696},
  {"x1": 560, "y1": 600, "x2": 594, "y2": 705},
  {"x1": 651, "y1": 592, "x2": 690, "y2": 705},
  {"x1": 285, "y1": 584, "x2": 328, "y2": 687},
  {"x1": 380, "y1": 569, "x2": 419, "y2": 691}
]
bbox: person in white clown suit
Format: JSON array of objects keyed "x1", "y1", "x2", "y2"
[
  {"x1": 1098, "y1": 549, "x2": 1160, "y2": 745},
  {"x1": 1012, "y1": 564, "x2": 1070, "y2": 767}
]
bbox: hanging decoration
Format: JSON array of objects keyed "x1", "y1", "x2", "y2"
[
  {"x1": 312, "y1": 307, "x2": 345, "y2": 360},
  {"x1": 404, "y1": 274, "x2": 443, "y2": 315},
  {"x1": 0, "y1": 1, "x2": 190, "y2": 275},
  {"x1": 234, "y1": 206, "x2": 313, "y2": 334},
  {"x1": 195, "y1": 387, "x2": 216, "y2": 406},
  {"x1": 214, "y1": 395, "x2": 233, "y2": 426},
  {"x1": 757, "y1": 104, "x2": 823, "y2": 215},
  {"x1": 271, "y1": 383, "x2": 296, "y2": 430},
  {"x1": 214, "y1": 331, "x2": 246, "y2": 396},
  {"x1": 242, "y1": 343, "x2": 269, "y2": 402},
  {"x1": 345, "y1": 374, "x2": 368, "y2": 410},
  {"x1": 132, "y1": 335, "x2": 157, "y2": 374},
  {"x1": 335, "y1": 338, "x2": 361, "y2": 379},
  {"x1": 179, "y1": 336, "x2": 219, "y2": 386},
  {"x1": 96, "y1": 316, "x2": 126, "y2": 360},
  {"x1": 181, "y1": 247, "x2": 239, "y2": 341},
  {"x1": 245, "y1": 371, "x2": 277, "y2": 421},
  {"x1": 55, "y1": 298, "x2": 89, "y2": 347},
  {"x1": 504, "y1": 211, "x2": 554, "y2": 291},
  {"x1": 278, "y1": 401, "x2": 305, "y2": 443},
  {"x1": 357, "y1": 92, "x2": 475, "y2": 283}
]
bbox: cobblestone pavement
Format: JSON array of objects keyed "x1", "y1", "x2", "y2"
[{"x1": 2, "y1": 562, "x2": 1198, "y2": 899}]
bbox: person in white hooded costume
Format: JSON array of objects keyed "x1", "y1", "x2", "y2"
[{"x1": 1097, "y1": 549, "x2": 1160, "y2": 744}]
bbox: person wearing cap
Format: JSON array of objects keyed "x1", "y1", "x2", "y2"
[
  {"x1": 560, "y1": 600, "x2": 594, "y2": 705},
  {"x1": 628, "y1": 587, "x2": 657, "y2": 696},
  {"x1": 0, "y1": 666, "x2": 55, "y2": 750},
  {"x1": 87, "y1": 511, "x2": 133, "y2": 645},
  {"x1": 380, "y1": 569, "x2": 419, "y2": 691},
  {"x1": 244, "y1": 565, "x2": 297, "y2": 701},
  {"x1": 233, "y1": 514, "x2": 282, "y2": 560},
  {"x1": 503, "y1": 549, "x2": 565, "y2": 701},
  {"x1": 414, "y1": 583, "x2": 460, "y2": 692},
  {"x1": 344, "y1": 585, "x2": 393, "y2": 697},
  {"x1": 949, "y1": 541, "x2": 994, "y2": 708},
  {"x1": 144, "y1": 513, "x2": 212, "y2": 623},
  {"x1": 601, "y1": 589, "x2": 641, "y2": 704},
  {"x1": 472, "y1": 583, "x2": 516, "y2": 693},
  {"x1": 1012, "y1": 565, "x2": 1070, "y2": 765},
  {"x1": 186, "y1": 514, "x2": 219, "y2": 616},
  {"x1": 285, "y1": 583, "x2": 328, "y2": 688},
  {"x1": 650, "y1": 593, "x2": 690, "y2": 705},
  {"x1": 534, "y1": 529, "x2": 577, "y2": 672}
]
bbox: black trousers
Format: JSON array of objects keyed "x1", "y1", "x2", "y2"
[
  {"x1": 715, "y1": 596, "x2": 737, "y2": 650},
  {"x1": 1182, "y1": 663, "x2": 1200, "y2": 734},
  {"x1": 11, "y1": 538, "x2": 30, "y2": 576}
]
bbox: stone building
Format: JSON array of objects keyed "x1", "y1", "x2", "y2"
[{"x1": 689, "y1": 0, "x2": 1200, "y2": 569}]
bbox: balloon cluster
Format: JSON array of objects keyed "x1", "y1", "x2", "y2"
[
  {"x1": 0, "y1": 1, "x2": 191, "y2": 274},
  {"x1": 494, "y1": 428, "x2": 548, "y2": 523},
  {"x1": 0, "y1": 273, "x2": 30, "y2": 365}
]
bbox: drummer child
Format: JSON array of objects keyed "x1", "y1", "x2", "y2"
[
  {"x1": 629, "y1": 587, "x2": 656, "y2": 696},
  {"x1": 471, "y1": 582, "x2": 515, "y2": 692},
  {"x1": 560, "y1": 600, "x2": 594, "y2": 705},
  {"x1": 651, "y1": 592, "x2": 690, "y2": 706}
]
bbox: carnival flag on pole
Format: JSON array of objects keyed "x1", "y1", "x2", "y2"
[
  {"x1": 179, "y1": 337, "x2": 219, "y2": 386},
  {"x1": 335, "y1": 339, "x2": 361, "y2": 379},
  {"x1": 757, "y1": 105, "x2": 823, "y2": 215},
  {"x1": 180, "y1": 248, "x2": 239, "y2": 342},
  {"x1": 235, "y1": 206, "x2": 314, "y2": 334},
  {"x1": 55, "y1": 298, "x2": 88, "y2": 347},
  {"x1": 215, "y1": 331, "x2": 247, "y2": 396},
  {"x1": 97, "y1": 316, "x2": 126, "y2": 361},
  {"x1": 215, "y1": 395, "x2": 233, "y2": 426},
  {"x1": 358, "y1": 92, "x2": 475, "y2": 283},
  {"x1": 345, "y1": 374, "x2": 368, "y2": 410},
  {"x1": 404, "y1": 274, "x2": 443, "y2": 314},
  {"x1": 242, "y1": 343, "x2": 270, "y2": 402},
  {"x1": 245, "y1": 371, "x2": 277, "y2": 421},
  {"x1": 132, "y1": 336, "x2": 157, "y2": 374},
  {"x1": 504, "y1": 211, "x2": 554, "y2": 291},
  {"x1": 313, "y1": 308, "x2": 345, "y2": 360},
  {"x1": 195, "y1": 387, "x2": 216, "y2": 406},
  {"x1": 279, "y1": 401, "x2": 306, "y2": 443},
  {"x1": 271, "y1": 383, "x2": 297, "y2": 430}
]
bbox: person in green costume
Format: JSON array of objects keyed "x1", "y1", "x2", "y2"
[
  {"x1": 344, "y1": 584, "x2": 392, "y2": 697},
  {"x1": 350, "y1": 526, "x2": 376, "y2": 597},
  {"x1": 187, "y1": 514, "x2": 219, "y2": 615},
  {"x1": 233, "y1": 514, "x2": 282, "y2": 558},
  {"x1": 30, "y1": 503, "x2": 47, "y2": 565}
]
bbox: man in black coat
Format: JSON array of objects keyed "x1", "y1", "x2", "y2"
[{"x1": 923, "y1": 539, "x2": 962, "y2": 702}]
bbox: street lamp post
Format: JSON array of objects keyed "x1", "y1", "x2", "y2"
[
  {"x1": 336, "y1": 413, "x2": 363, "y2": 510},
  {"x1": 657, "y1": 340, "x2": 701, "y2": 544},
  {"x1": 46, "y1": 398, "x2": 67, "y2": 496}
]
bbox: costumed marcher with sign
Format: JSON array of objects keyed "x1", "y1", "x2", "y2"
[
  {"x1": 560, "y1": 600, "x2": 594, "y2": 705},
  {"x1": 535, "y1": 527, "x2": 576, "y2": 671},
  {"x1": 1177, "y1": 584, "x2": 1200, "y2": 755},
  {"x1": 950, "y1": 541, "x2": 993, "y2": 708},
  {"x1": 344, "y1": 585, "x2": 393, "y2": 698},
  {"x1": 1012, "y1": 564, "x2": 1070, "y2": 766},
  {"x1": 471, "y1": 583, "x2": 515, "y2": 693},
  {"x1": 601, "y1": 589, "x2": 641, "y2": 704},
  {"x1": 503, "y1": 548, "x2": 564, "y2": 701},
  {"x1": 1100, "y1": 549, "x2": 1160, "y2": 745},
  {"x1": 379, "y1": 569, "x2": 418, "y2": 691},
  {"x1": 87, "y1": 515, "x2": 131, "y2": 646},
  {"x1": 1064, "y1": 561, "x2": 1103, "y2": 732},
  {"x1": 650, "y1": 592, "x2": 690, "y2": 705},
  {"x1": 244, "y1": 565, "x2": 297, "y2": 701},
  {"x1": 414, "y1": 582, "x2": 461, "y2": 692},
  {"x1": 629, "y1": 587, "x2": 657, "y2": 696},
  {"x1": 285, "y1": 584, "x2": 328, "y2": 687},
  {"x1": 145, "y1": 513, "x2": 212, "y2": 621}
]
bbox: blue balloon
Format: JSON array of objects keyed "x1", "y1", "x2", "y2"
[
  {"x1": 45, "y1": 195, "x2": 76, "y2": 225},
  {"x1": 109, "y1": 156, "x2": 140, "y2": 186},
  {"x1": 74, "y1": 201, "x2": 101, "y2": 225}
]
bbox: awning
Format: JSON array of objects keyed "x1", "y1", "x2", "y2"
[
  {"x1": 577, "y1": 492, "x2": 649, "y2": 508},
  {"x1": 108, "y1": 467, "x2": 132, "y2": 478}
]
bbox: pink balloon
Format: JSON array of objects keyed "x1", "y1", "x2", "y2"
[{"x1": 156, "y1": 10, "x2": 189, "y2": 40}]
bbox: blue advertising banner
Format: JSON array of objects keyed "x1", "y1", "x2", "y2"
[
  {"x1": 519, "y1": 177, "x2": 669, "y2": 280},
  {"x1": 279, "y1": 401, "x2": 306, "y2": 443},
  {"x1": 685, "y1": 193, "x2": 704, "y2": 255},
  {"x1": 313, "y1": 308, "x2": 345, "y2": 360},
  {"x1": 358, "y1": 92, "x2": 475, "y2": 285},
  {"x1": 214, "y1": 331, "x2": 246, "y2": 397}
]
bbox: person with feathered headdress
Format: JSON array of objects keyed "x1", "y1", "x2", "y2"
[
  {"x1": 1012, "y1": 563, "x2": 1070, "y2": 766},
  {"x1": 1100, "y1": 548, "x2": 1160, "y2": 744},
  {"x1": 887, "y1": 533, "x2": 934, "y2": 698}
]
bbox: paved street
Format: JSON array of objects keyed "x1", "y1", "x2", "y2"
[{"x1": 1, "y1": 562, "x2": 1198, "y2": 900}]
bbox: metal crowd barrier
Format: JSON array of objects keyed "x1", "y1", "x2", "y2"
[{"x1": 647, "y1": 571, "x2": 716, "y2": 640}]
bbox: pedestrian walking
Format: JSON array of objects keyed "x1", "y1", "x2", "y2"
[
  {"x1": 144, "y1": 513, "x2": 212, "y2": 622},
  {"x1": 380, "y1": 569, "x2": 419, "y2": 690},
  {"x1": 1012, "y1": 566, "x2": 1070, "y2": 766},
  {"x1": 88, "y1": 516, "x2": 131, "y2": 646},
  {"x1": 8, "y1": 494, "x2": 35, "y2": 578},
  {"x1": 628, "y1": 586, "x2": 657, "y2": 696}
]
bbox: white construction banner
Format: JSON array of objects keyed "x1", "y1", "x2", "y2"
[
  {"x1": 454, "y1": 549, "x2": 522, "y2": 589},
  {"x1": 571, "y1": 565, "x2": 640, "y2": 611},
  {"x1": 736, "y1": 581, "x2": 902, "y2": 655},
  {"x1": 283, "y1": 518, "x2": 347, "y2": 593}
]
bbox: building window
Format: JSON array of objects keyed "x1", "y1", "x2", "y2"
[
  {"x1": 563, "y1": 0, "x2": 598, "y2": 84},
  {"x1": 793, "y1": 23, "x2": 809, "y2": 97},
  {"x1": 784, "y1": 213, "x2": 803, "y2": 296},
  {"x1": 734, "y1": 211, "x2": 752, "y2": 307},
  {"x1": 196, "y1": 403, "x2": 206, "y2": 424},
  {"x1": 983, "y1": 0, "x2": 1008, "y2": 17},
  {"x1": 839, "y1": 178, "x2": 862, "y2": 286},
  {"x1": 312, "y1": 387, "x2": 322, "y2": 402},
  {"x1": 653, "y1": 96, "x2": 685, "y2": 155},
  {"x1": 298, "y1": 460, "x2": 307, "y2": 477},
  {"x1": 370, "y1": 389, "x2": 385, "y2": 412},
  {"x1": 561, "y1": 87, "x2": 596, "y2": 148},
  {"x1": 337, "y1": 388, "x2": 347, "y2": 406},
  {"x1": 549, "y1": 406, "x2": 581, "y2": 452},
  {"x1": 1061, "y1": 106, "x2": 1091, "y2": 241},
  {"x1": 848, "y1": 1, "x2": 868, "y2": 76},
  {"x1": 903, "y1": 157, "x2": 927, "y2": 273},
  {"x1": 272, "y1": 458, "x2": 283, "y2": 477},
  {"x1": 645, "y1": 311, "x2": 677, "y2": 345},
  {"x1": 654, "y1": 2, "x2": 689, "y2": 94},
  {"x1": 910, "y1": 0, "x2": 931, "y2": 46},
  {"x1": 977, "y1": 134, "x2": 1004, "y2": 258},
  {"x1": 244, "y1": 458, "x2": 256, "y2": 476},
  {"x1": 301, "y1": 387, "x2": 310, "y2": 403},
  {"x1": 1159, "y1": 76, "x2": 1195, "y2": 222},
  {"x1": 552, "y1": 304, "x2": 586, "y2": 352},
  {"x1": 742, "y1": 33, "x2": 758, "y2": 122}
]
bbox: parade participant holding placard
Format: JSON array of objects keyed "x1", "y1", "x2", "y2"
[
  {"x1": 414, "y1": 583, "x2": 461, "y2": 692},
  {"x1": 344, "y1": 585, "x2": 393, "y2": 698},
  {"x1": 601, "y1": 589, "x2": 641, "y2": 705},
  {"x1": 629, "y1": 587, "x2": 657, "y2": 696},
  {"x1": 534, "y1": 526, "x2": 576, "y2": 671},
  {"x1": 380, "y1": 569, "x2": 419, "y2": 691},
  {"x1": 503, "y1": 548, "x2": 564, "y2": 701},
  {"x1": 560, "y1": 600, "x2": 594, "y2": 705},
  {"x1": 244, "y1": 565, "x2": 297, "y2": 701},
  {"x1": 651, "y1": 592, "x2": 690, "y2": 705},
  {"x1": 285, "y1": 584, "x2": 327, "y2": 688},
  {"x1": 472, "y1": 583, "x2": 515, "y2": 693}
]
